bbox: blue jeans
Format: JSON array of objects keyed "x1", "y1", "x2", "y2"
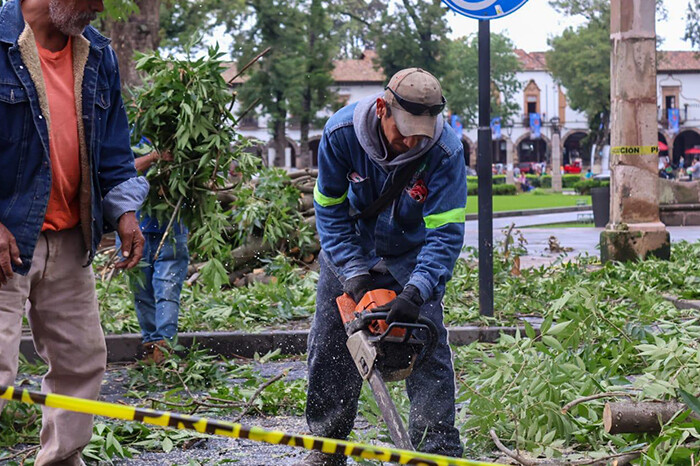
[
  {"x1": 117, "y1": 233, "x2": 189, "y2": 343},
  {"x1": 305, "y1": 252, "x2": 463, "y2": 457}
]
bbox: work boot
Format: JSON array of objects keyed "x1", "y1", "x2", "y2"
[
  {"x1": 143, "y1": 340, "x2": 167, "y2": 365},
  {"x1": 292, "y1": 450, "x2": 347, "y2": 466}
]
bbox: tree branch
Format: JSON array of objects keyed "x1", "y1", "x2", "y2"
[
  {"x1": 561, "y1": 391, "x2": 636, "y2": 414},
  {"x1": 490, "y1": 429, "x2": 537, "y2": 466},
  {"x1": 232, "y1": 371, "x2": 287, "y2": 422}
]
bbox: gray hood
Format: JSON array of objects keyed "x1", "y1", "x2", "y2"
[{"x1": 353, "y1": 93, "x2": 443, "y2": 172}]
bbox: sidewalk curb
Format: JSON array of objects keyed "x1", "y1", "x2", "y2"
[
  {"x1": 465, "y1": 205, "x2": 591, "y2": 221},
  {"x1": 20, "y1": 326, "x2": 537, "y2": 363}
]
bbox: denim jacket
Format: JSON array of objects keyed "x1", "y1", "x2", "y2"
[
  {"x1": 313, "y1": 102, "x2": 467, "y2": 302},
  {"x1": 0, "y1": 0, "x2": 148, "y2": 274}
]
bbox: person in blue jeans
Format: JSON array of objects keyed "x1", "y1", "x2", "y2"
[
  {"x1": 119, "y1": 150, "x2": 189, "y2": 363},
  {"x1": 295, "y1": 68, "x2": 466, "y2": 466}
]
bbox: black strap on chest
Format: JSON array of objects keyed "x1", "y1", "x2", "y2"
[{"x1": 353, "y1": 155, "x2": 426, "y2": 220}]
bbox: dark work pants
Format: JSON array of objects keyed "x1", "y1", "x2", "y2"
[{"x1": 305, "y1": 253, "x2": 463, "y2": 457}]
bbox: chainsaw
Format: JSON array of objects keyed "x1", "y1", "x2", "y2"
[{"x1": 336, "y1": 289, "x2": 438, "y2": 451}]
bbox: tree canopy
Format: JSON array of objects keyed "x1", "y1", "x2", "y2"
[
  {"x1": 685, "y1": 0, "x2": 700, "y2": 48},
  {"x1": 374, "y1": 0, "x2": 451, "y2": 81},
  {"x1": 442, "y1": 33, "x2": 521, "y2": 127},
  {"x1": 546, "y1": 14, "x2": 610, "y2": 128}
]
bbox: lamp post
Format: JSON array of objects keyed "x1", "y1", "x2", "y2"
[
  {"x1": 505, "y1": 120, "x2": 515, "y2": 185},
  {"x1": 550, "y1": 116, "x2": 562, "y2": 192}
]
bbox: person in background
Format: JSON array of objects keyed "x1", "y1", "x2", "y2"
[
  {"x1": 688, "y1": 157, "x2": 700, "y2": 181},
  {"x1": 0, "y1": 1, "x2": 148, "y2": 464},
  {"x1": 121, "y1": 147, "x2": 189, "y2": 364},
  {"x1": 518, "y1": 172, "x2": 533, "y2": 192}
]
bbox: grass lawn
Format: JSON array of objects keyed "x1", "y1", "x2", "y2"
[{"x1": 465, "y1": 192, "x2": 590, "y2": 214}]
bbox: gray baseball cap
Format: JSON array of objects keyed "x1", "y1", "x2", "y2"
[{"x1": 384, "y1": 68, "x2": 446, "y2": 138}]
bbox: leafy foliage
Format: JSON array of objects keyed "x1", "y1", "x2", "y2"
[
  {"x1": 330, "y1": 0, "x2": 386, "y2": 59},
  {"x1": 546, "y1": 13, "x2": 610, "y2": 138},
  {"x1": 99, "y1": 254, "x2": 317, "y2": 334},
  {"x1": 443, "y1": 33, "x2": 522, "y2": 127},
  {"x1": 102, "y1": 0, "x2": 141, "y2": 20},
  {"x1": 127, "y1": 45, "x2": 260, "y2": 289},
  {"x1": 374, "y1": 0, "x2": 451, "y2": 81},
  {"x1": 685, "y1": 0, "x2": 700, "y2": 49},
  {"x1": 445, "y1": 242, "x2": 700, "y2": 463}
]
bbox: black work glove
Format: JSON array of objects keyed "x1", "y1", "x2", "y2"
[
  {"x1": 343, "y1": 274, "x2": 373, "y2": 302},
  {"x1": 377, "y1": 285, "x2": 424, "y2": 324}
]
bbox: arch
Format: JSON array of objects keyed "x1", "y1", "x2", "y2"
[
  {"x1": 515, "y1": 132, "x2": 550, "y2": 172},
  {"x1": 264, "y1": 137, "x2": 300, "y2": 168},
  {"x1": 562, "y1": 130, "x2": 588, "y2": 166},
  {"x1": 309, "y1": 135, "x2": 322, "y2": 168},
  {"x1": 514, "y1": 132, "x2": 551, "y2": 149},
  {"x1": 670, "y1": 128, "x2": 700, "y2": 168}
]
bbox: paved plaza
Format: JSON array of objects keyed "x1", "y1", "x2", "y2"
[{"x1": 463, "y1": 211, "x2": 700, "y2": 265}]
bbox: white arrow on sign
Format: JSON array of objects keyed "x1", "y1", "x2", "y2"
[
  {"x1": 456, "y1": 0, "x2": 498, "y2": 9},
  {"x1": 443, "y1": 0, "x2": 529, "y2": 20}
]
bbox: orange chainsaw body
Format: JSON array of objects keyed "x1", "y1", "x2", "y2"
[{"x1": 336, "y1": 289, "x2": 405, "y2": 337}]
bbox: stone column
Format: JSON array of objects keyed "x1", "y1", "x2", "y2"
[
  {"x1": 551, "y1": 126, "x2": 562, "y2": 192},
  {"x1": 505, "y1": 139, "x2": 515, "y2": 184},
  {"x1": 601, "y1": 0, "x2": 670, "y2": 262}
]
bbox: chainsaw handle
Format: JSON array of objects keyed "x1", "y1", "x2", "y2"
[{"x1": 346, "y1": 312, "x2": 439, "y2": 363}]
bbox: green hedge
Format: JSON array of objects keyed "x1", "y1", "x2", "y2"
[
  {"x1": 467, "y1": 175, "x2": 506, "y2": 185},
  {"x1": 468, "y1": 174, "x2": 582, "y2": 188},
  {"x1": 573, "y1": 179, "x2": 610, "y2": 195},
  {"x1": 524, "y1": 174, "x2": 583, "y2": 189},
  {"x1": 467, "y1": 183, "x2": 517, "y2": 196}
]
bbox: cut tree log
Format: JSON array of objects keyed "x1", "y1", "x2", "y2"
[
  {"x1": 230, "y1": 236, "x2": 272, "y2": 269},
  {"x1": 299, "y1": 193, "x2": 314, "y2": 212},
  {"x1": 288, "y1": 169, "x2": 318, "y2": 179},
  {"x1": 603, "y1": 401, "x2": 698, "y2": 434}
]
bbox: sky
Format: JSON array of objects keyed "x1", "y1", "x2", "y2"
[
  {"x1": 445, "y1": 0, "x2": 696, "y2": 52},
  {"x1": 206, "y1": 0, "x2": 696, "y2": 57}
]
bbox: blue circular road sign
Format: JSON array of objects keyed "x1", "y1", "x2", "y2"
[{"x1": 442, "y1": 0, "x2": 529, "y2": 20}]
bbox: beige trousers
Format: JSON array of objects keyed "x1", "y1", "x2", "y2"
[{"x1": 0, "y1": 228, "x2": 106, "y2": 466}]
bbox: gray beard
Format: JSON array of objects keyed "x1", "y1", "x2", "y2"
[{"x1": 48, "y1": 0, "x2": 96, "y2": 37}]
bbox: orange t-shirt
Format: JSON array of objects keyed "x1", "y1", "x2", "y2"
[{"x1": 37, "y1": 37, "x2": 81, "y2": 231}]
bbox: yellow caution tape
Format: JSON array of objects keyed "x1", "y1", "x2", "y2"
[
  {"x1": 0, "y1": 385, "x2": 504, "y2": 466},
  {"x1": 610, "y1": 145, "x2": 659, "y2": 156}
]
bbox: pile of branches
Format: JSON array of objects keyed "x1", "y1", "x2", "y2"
[
  {"x1": 127, "y1": 46, "x2": 316, "y2": 289},
  {"x1": 211, "y1": 168, "x2": 319, "y2": 287}
]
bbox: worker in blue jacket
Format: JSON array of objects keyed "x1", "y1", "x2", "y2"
[{"x1": 296, "y1": 68, "x2": 466, "y2": 466}]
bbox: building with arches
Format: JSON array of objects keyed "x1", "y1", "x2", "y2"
[{"x1": 228, "y1": 49, "x2": 700, "y2": 174}]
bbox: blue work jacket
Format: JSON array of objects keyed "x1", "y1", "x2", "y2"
[
  {"x1": 314, "y1": 102, "x2": 467, "y2": 302},
  {"x1": 0, "y1": 0, "x2": 148, "y2": 274}
]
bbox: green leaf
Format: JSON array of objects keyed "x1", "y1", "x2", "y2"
[
  {"x1": 679, "y1": 388, "x2": 700, "y2": 416},
  {"x1": 546, "y1": 320, "x2": 572, "y2": 336}
]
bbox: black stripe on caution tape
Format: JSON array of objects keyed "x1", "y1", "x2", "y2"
[{"x1": 0, "y1": 385, "x2": 505, "y2": 466}]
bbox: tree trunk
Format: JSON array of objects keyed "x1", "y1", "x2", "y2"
[
  {"x1": 299, "y1": 91, "x2": 311, "y2": 169},
  {"x1": 103, "y1": 0, "x2": 161, "y2": 89},
  {"x1": 603, "y1": 401, "x2": 698, "y2": 434},
  {"x1": 273, "y1": 116, "x2": 286, "y2": 168},
  {"x1": 298, "y1": 11, "x2": 315, "y2": 170}
]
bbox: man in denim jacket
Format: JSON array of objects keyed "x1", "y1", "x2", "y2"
[
  {"x1": 297, "y1": 68, "x2": 466, "y2": 465},
  {"x1": 0, "y1": 1, "x2": 148, "y2": 464}
]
